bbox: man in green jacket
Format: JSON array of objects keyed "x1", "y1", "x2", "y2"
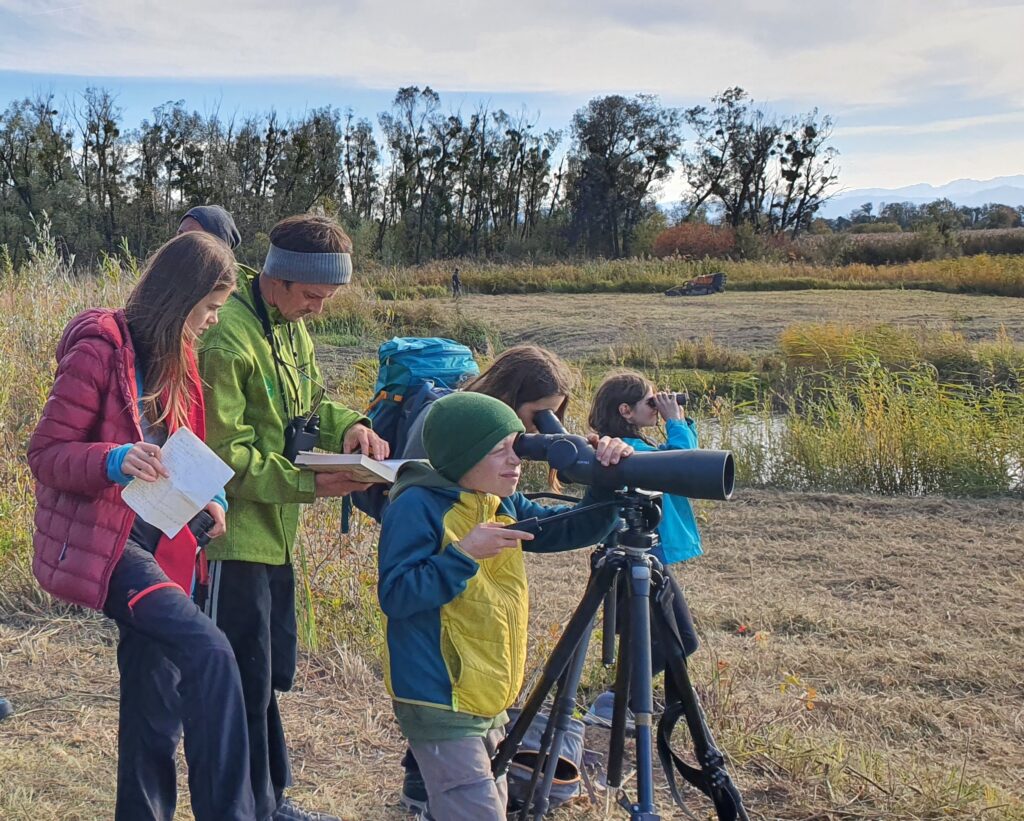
[{"x1": 199, "y1": 214, "x2": 387, "y2": 821}]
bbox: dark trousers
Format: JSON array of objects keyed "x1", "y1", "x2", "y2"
[
  {"x1": 649, "y1": 570, "x2": 700, "y2": 672},
  {"x1": 104, "y1": 542, "x2": 255, "y2": 821},
  {"x1": 206, "y1": 559, "x2": 298, "y2": 821}
]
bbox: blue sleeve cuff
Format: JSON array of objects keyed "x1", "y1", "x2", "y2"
[
  {"x1": 106, "y1": 444, "x2": 134, "y2": 485},
  {"x1": 211, "y1": 491, "x2": 228, "y2": 512},
  {"x1": 664, "y1": 417, "x2": 698, "y2": 449}
]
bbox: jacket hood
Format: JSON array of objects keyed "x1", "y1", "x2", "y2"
[
  {"x1": 57, "y1": 308, "x2": 130, "y2": 362},
  {"x1": 390, "y1": 461, "x2": 463, "y2": 502}
]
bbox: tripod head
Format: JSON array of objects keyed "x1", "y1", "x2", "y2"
[
  {"x1": 514, "y1": 488, "x2": 662, "y2": 555},
  {"x1": 613, "y1": 490, "x2": 663, "y2": 554}
]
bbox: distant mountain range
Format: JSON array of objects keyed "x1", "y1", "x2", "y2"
[{"x1": 819, "y1": 175, "x2": 1024, "y2": 219}]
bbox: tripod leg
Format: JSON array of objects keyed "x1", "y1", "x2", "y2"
[
  {"x1": 626, "y1": 558, "x2": 657, "y2": 816},
  {"x1": 515, "y1": 663, "x2": 569, "y2": 821},
  {"x1": 602, "y1": 584, "x2": 617, "y2": 666},
  {"x1": 606, "y1": 590, "x2": 631, "y2": 793},
  {"x1": 527, "y1": 617, "x2": 596, "y2": 821},
  {"x1": 493, "y1": 559, "x2": 618, "y2": 778}
]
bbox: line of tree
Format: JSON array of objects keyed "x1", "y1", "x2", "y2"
[
  {"x1": 0, "y1": 85, "x2": 840, "y2": 267},
  {"x1": 827, "y1": 199, "x2": 1023, "y2": 233}
]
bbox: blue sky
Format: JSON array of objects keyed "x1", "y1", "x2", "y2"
[{"x1": 1, "y1": 0, "x2": 1021, "y2": 196}]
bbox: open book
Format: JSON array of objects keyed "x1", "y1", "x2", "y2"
[{"x1": 294, "y1": 452, "x2": 424, "y2": 484}]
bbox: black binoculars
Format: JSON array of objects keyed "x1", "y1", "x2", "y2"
[
  {"x1": 187, "y1": 509, "x2": 216, "y2": 548},
  {"x1": 646, "y1": 391, "x2": 688, "y2": 409},
  {"x1": 283, "y1": 413, "x2": 321, "y2": 463}
]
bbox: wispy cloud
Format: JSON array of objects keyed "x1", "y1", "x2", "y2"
[
  {"x1": 836, "y1": 110, "x2": 1024, "y2": 138},
  {"x1": 0, "y1": 0, "x2": 1021, "y2": 189},
  {"x1": 24, "y1": 3, "x2": 86, "y2": 15},
  {"x1": 0, "y1": 0, "x2": 1022, "y2": 108}
]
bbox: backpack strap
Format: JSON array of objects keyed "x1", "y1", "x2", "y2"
[
  {"x1": 366, "y1": 389, "x2": 406, "y2": 413},
  {"x1": 653, "y1": 574, "x2": 749, "y2": 821}
]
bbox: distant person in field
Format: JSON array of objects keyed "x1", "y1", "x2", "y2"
[
  {"x1": 198, "y1": 214, "x2": 388, "y2": 821},
  {"x1": 27, "y1": 232, "x2": 254, "y2": 821},
  {"x1": 178, "y1": 204, "x2": 242, "y2": 250},
  {"x1": 451, "y1": 265, "x2": 462, "y2": 298}
]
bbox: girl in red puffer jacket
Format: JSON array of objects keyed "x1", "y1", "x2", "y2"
[{"x1": 28, "y1": 231, "x2": 256, "y2": 821}]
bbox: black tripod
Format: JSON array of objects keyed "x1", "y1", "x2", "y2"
[{"x1": 492, "y1": 490, "x2": 749, "y2": 821}]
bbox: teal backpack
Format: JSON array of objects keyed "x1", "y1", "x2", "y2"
[{"x1": 346, "y1": 337, "x2": 479, "y2": 523}]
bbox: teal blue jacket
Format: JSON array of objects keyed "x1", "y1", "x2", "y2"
[
  {"x1": 378, "y1": 463, "x2": 619, "y2": 719},
  {"x1": 623, "y1": 418, "x2": 703, "y2": 565}
]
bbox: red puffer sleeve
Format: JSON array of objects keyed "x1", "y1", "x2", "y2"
[{"x1": 27, "y1": 340, "x2": 123, "y2": 496}]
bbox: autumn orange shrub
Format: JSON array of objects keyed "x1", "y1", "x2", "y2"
[{"x1": 653, "y1": 223, "x2": 736, "y2": 258}]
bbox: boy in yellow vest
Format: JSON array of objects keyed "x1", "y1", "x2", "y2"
[{"x1": 378, "y1": 392, "x2": 626, "y2": 819}]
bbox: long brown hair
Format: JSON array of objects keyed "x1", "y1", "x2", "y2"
[
  {"x1": 125, "y1": 232, "x2": 236, "y2": 429},
  {"x1": 466, "y1": 345, "x2": 577, "y2": 490},
  {"x1": 588, "y1": 370, "x2": 655, "y2": 444},
  {"x1": 464, "y1": 345, "x2": 576, "y2": 421}
]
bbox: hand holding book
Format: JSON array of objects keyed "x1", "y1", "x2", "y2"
[{"x1": 295, "y1": 452, "x2": 424, "y2": 484}]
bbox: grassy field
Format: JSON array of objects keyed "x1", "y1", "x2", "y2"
[
  {"x1": 3, "y1": 491, "x2": 1022, "y2": 820},
  {"x1": 2, "y1": 254, "x2": 1023, "y2": 820},
  {"x1": 357, "y1": 253, "x2": 1024, "y2": 298},
  {"x1": 429, "y1": 289, "x2": 1024, "y2": 357}
]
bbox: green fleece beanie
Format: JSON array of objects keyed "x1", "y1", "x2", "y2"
[{"x1": 423, "y1": 392, "x2": 526, "y2": 482}]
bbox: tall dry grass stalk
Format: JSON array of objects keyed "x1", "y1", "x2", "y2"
[
  {"x1": 0, "y1": 224, "x2": 135, "y2": 600},
  {"x1": 715, "y1": 361, "x2": 1024, "y2": 495}
]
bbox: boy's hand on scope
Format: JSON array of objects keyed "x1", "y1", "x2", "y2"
[
  {"x1": 122, "y1": 441, "x2": 170, "y2": 482},
  {"x1": 459, "y1": 523, "x2": 534, "y2": 560},
  {"x1": 654, "y1": 391, "x2": 682, "y2": 421},
  {"x1": 343, "y1": 424, "x2": 391, "y2": 459},
  {"x1": 314, "y1": 473, "x2": 373, "y2": 498},
  {"x1": 587, "y1": 434, "x2": 634, "y2": 467}
]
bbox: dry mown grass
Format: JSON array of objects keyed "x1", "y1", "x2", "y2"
[
  {"x1": 3, "y1": 490, "x2": 1022, "y2": 820},
  {"x1": 439, "y1": 289, "x2": 1024, "y2": 359},
  {"x1": 3, "y1": 245, "x2": 1023, "y2": 819}
]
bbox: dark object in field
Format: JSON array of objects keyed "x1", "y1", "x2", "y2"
[
  {"x1": 0, "y1": 698, "x2": 12, "y2": 721},
  {"x1": 665, "y1": 272, "x2": 727, "y2": 296}
]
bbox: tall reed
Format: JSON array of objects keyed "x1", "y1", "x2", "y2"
[{"x1": 715, "y1": 362, "x2": 1024, "y2": 496}]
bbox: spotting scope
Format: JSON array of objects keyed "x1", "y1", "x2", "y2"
[{"x1": 514, "y1": 410, "x2": 734, "y2": 501}]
